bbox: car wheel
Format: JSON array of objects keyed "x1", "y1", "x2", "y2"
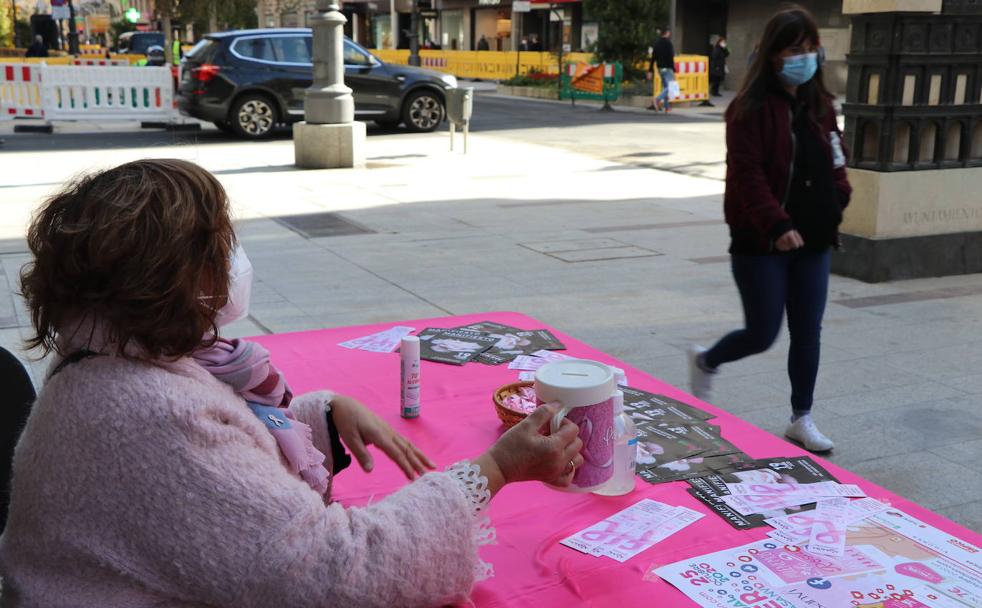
[
  {"x1": 230, "y1": 94, "x2": 278, "y2": 139},
  {"x1": 401, "y1": 90, "x2": 445, "y2": 133},
  {"x1": 213, "y1": 120, "x2": 235, "y2": 135}
]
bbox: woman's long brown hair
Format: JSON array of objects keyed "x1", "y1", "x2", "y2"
[{"x1": 729, "y1": 4, "x2": 833, "y2": 124}]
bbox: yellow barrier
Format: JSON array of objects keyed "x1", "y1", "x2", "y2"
[
  {"x1": 0, "y1": 54, "x2": 143, "y2": 65},
  {"x1": 371, "y1": 49, "x2": 594, "y2": 80},
  {"x1": 652, "y1": 54, "x2": 710, "y2": 104}
]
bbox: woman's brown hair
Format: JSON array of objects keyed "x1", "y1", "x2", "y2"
[
  {"x1": 730, "y1": 4, "x2": 832, "y2": 124},
  {"x1": 20, "y1": 159, "x2": 235, "y2": 359}
]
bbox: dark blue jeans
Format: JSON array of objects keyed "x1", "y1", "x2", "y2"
[{"x1": 704, "y1": 249, "x2": 831, "y2": 413}]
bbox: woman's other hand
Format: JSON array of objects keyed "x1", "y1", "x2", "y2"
[
  {"x1": 330, "y1": 395, "x2": 436, "y2": 480},
  {"x1": 775, "y1": 229, "x2": 804, "y2": 251}
]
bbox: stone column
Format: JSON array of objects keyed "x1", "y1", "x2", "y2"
[
  {"x1": 835, "y1": 0, "x2": 982, "y2": 281},
  {"x1": 293, "y1": 0, "x2": 367, "y2": 169}
]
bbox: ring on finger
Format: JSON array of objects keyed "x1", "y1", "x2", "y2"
[{"x1": 565, "y1": 459, "x2": 576, "y2": 474}]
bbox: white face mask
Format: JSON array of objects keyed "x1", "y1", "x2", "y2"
[{"x1": 214, "y1": 244, "x2": 253, "y2": 328}]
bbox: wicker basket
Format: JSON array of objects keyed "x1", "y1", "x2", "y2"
[{"x1": 493, "y1": 381, "x2": 535, "y2": 428}]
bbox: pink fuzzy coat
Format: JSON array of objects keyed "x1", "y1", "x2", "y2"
[{"x1": 0, "y1": 354, "x2": 480, "y2": 607}]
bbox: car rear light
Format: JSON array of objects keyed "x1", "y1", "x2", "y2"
[{"x1": 191, "y1": 64, "x2": 221, "y2": 83}]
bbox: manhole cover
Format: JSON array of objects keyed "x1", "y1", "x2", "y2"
[{"x1": 274, "y1": 212, "x2": 376, "y2": 239}]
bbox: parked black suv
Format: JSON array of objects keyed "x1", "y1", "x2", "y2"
[{"x1": 177, "y1": 28, "x2": 457, "y2": 139}]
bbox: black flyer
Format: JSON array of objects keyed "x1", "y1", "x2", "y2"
[
  {"x1": 686, "y1": 456, "x2": 840, "y2": 529},
  {"x1": 621, "y1": 387, "x2": 715, "y2": 423},
  {"x1": 636, "y1": 452, "x2": 753, "y2": 485},
  {"x1": 417, "y1": 327, "x2": 497, "y2": 365}
]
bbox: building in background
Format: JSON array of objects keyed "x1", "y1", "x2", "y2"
[{"x1": 674, "y1": 0, "x2": 849, "y2": 94}]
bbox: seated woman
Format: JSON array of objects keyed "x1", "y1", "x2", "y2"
[{"x1": 0, "y1": 159, "x2": 584, "y2": 607}]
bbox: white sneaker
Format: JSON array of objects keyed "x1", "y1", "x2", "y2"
[
  {"x1": 785, "y1": 415, "x2": 834, "y2": 452},
  {"x1": 687, "y1": 345, "x2": 714, "y2": 402}
]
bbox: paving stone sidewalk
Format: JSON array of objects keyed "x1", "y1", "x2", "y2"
[{"x1": 1, "y1": 121, "x2": 979, "y2": 531}]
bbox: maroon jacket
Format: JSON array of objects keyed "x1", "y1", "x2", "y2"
[{"x1": 724, "y1": 92, "x2": 851, "y2": 254}]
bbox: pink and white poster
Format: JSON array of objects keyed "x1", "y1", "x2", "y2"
[{"x1": 653, "y1": 506, "x2": 981, "y2": 608}]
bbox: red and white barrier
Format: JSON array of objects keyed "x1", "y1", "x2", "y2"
[
  {"x1": 421, "y1": 56, "x2": 448, "y2": 68},
  {"x1": 73, "y1": 59, "x2": 129, "y2": 67},
  {"x1": 674, "y1": 60, "x2": 707, "y2": 74},
  {"x1": 1, "y1": 63, "x2": 177, "y2": 124},
  {"x1": 0, "y1": 64, "x2": 44, "y2": 119},
  {"x1": 42, "y1": 65, "x2": 174, "y2": 121}
]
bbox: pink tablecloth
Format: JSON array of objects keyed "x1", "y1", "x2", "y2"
[{"x1": 252, "y1": 312, "x2": 981, "y2": 607}]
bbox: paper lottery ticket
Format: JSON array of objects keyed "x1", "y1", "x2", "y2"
[
  {"x1": 720, "y1": 492, "x2": 819, "y2": 516},
  {"x1": 765, "y1": 497, "x2": 891, "y2": 534},
  {"x1": 561, "y1": 499, "x2": 674, "y2": 555},
  {"x1": 529, "y1": 350, "x2": 575, "y2": 363},
  {"x1": 723, "y1": 481, "x2": 866, "y2": 498},
  {"x1": 508, "y1": 355, "x2": 550, "y2": 371},
  {"x1": 338, "y1": 326, "x2": 415, "y2": 352},
  {"x1": 844, "y1": 497, "x2": 893, "y2": 521},
  {"x1": 805, "y1": 497, "x2": 849, "y2": 558},
  {"x1": 517, "y1": 371, "x2": 536, "y2": 382},
  {"x1": 766, "y1": 528, "x2": 808, "y2": 545},
  {"x1": 561, "y1": 500, "x2": 699, "y2": 562},
  {"x1": 359, "y1": 326, "x2": 417, "y2": 352}
]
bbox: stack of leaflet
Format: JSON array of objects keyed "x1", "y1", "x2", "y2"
[
  {"x1": 687, "y1": 456, "x2": 844, "y2": 530},
  {"x1": 620, "y1": 387, "x2": 752, "y2": 484},
  {"x1": 416, "y1": 321, "x2": 565, "y2": 366}
]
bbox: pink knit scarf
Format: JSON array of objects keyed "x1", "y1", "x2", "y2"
[{"x1": 192, "y1": 338, "x2": 331, "y2": 496}]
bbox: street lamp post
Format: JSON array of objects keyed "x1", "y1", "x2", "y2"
[{"x1": 293, "y1": 0, "x2": 366, "y2": 169}]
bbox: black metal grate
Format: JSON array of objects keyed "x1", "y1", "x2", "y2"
[{"x1": 274, "y1": 212, "x2": 377, "y2": 239}]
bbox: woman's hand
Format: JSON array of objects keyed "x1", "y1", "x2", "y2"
[
  {"x1": 482, "y1": 405, "x2": 584, "y2": 491},
  {"x1": 330, "y1": 395, "x2": 435, "y2": 480},
  {"x1": 775, "y1": 229, "x2": 804, "y2": 251}
]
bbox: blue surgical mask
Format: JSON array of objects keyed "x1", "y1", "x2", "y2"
[{"x1": 778, "y1": 52, "x2": 818, "y2": 86}]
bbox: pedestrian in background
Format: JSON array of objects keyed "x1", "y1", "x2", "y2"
[
  {"x1": 710, "y1": 36, "x2": 730, "y2": 96},
  {"x1": 25, "y1": 35, "x2": 48, "y2": 58},
  {"x1": 648, "y1": 27, "x2": 675, "y2": 112},
  {"x1": 477, "y1": 35, "x2": 490, "y2": 51},
  {"x1": 688, "y1": 6, "x2": 851, "y2": 453}
]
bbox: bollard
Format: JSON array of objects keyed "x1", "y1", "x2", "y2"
[{"x1": 446, "y1": 86, "x2": 473, "y2": 154}]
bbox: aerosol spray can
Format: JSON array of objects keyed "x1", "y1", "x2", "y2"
[{"x1": 400, "y1": 336, "x2": 421, "y2": 419}]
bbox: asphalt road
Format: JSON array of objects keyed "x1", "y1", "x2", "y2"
[{"x1": 0, "y1": 93, "x2": 728, "y2": 180}]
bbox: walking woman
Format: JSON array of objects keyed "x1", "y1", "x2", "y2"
[{"x1": 688, "y1": 6, "x2": 851, "y2": 453}]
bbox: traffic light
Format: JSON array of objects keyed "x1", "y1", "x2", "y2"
[{"x1": 124, "y1": 7, "x2": 140, "y2": 24}]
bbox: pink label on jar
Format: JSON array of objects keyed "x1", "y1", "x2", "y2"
[{"x1": 565, "y1": 397, "x2": 614, "y2": 489}]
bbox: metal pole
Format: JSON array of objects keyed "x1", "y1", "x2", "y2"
[
  {"x1": 553, "y1": 5, "x2": 562, "y2": 101},
  {"x1": 669, "y1": 0, "x2": 677, "y2": 43},
  {"x1": 67, "y1": 0, "x2": 79, "y2": 55},
  {"x1": 408, "y1": 0, "x2": 420, "y2": 66},
  {"x1": 389, "y1": 0, "x2": 397, "y2": 49}
]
